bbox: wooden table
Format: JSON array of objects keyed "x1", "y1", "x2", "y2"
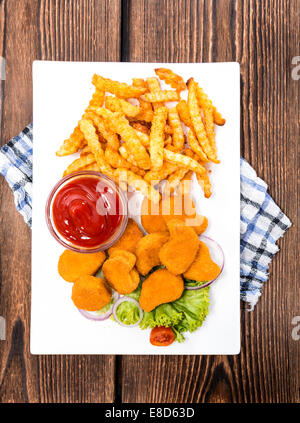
[{"x1": 0, "y1": 0, "x2": 299, "y2": 403}]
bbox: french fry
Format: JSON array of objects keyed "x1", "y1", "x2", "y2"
[
  {"x1": 149, "y1": 107, "x2": 168, "y2": 171},
  {"x1": 146, "y1": 77, "x2": 162, "y2": 110},
  {"x1": 144, "y1": 162, "x2": 177, "y2": 183},
  {"x1": 94, "y1": 108, "x2": 151, "y2": 169},
  {"x1": 63, "y1": 153, "x2": 96, "y2": 177},
  {"x1": 131, "y1": 122, "x2": 150, "y2": 135},
  {"x1": 87, "y1": 87, "x2": 105, "y2": 109},
  {"x1": 132, "y1": 78, "x2": 147, "y2": 88},
  {"x1": 155, "y1": 68, "x2": 186, "y2": 92},
  {"x1": 115, "y1": 168, "x2": 161, "y2": 204},
  {"x1": 195, "y1": 85, "x2": 218, "y2": 158},
  {"x1": 141, "y1": 90, "x2": 180, "y2": 103},
  {"x1": 105, "y1": 147, "x2": 132, "y2": 169},
  {"x1": 164, "y1": 168, "x2": 189, "y2": 195},
  {"x1": 187, "y1": 78, "x2": 218, "y2": 163},
  {"x1": 187, "y1": 130, "x2": 209, "y2": 162},
  {"x1": 168, "y1": 107, "x2": 185, "y2": 150},
  {"x1": 178, "y1": 171, "x2": 193, "y2": 196},
  {"x1": 79, "y1": 119, "x2": 115, "y2": 179},
  {"x1": 163, "y1": 148, "x2": 205, "y2": 174},
  {"x1": 80, "y1": 145, "x2": 91, "y2": 156},
  {"x1": 118, "y1": 146, "x2": 146, "y2": 176},
  {"x1": 83, "y1": 163, "x2": 100, "y2": 172},
  {"x1": 213, "y1": 106, "x2": 226, "y2": 126},
  {"x1": 84, "y1": 110, "x2": 119, "y2": 150},
  {"x1": 196, "y1": 167, "x2": 212, "y2": 198},
  {"x1": 105, "y1": 96, "x2": 140, "y2": 118},
  {"x1": 176, "y1": 99, "x2": 193, "y2": 128},
  {"x1": 56, "y1": 126, "x2": 85, "y2": 156},
  {"x1": 92, "y1": 74, "x2": 147, "y2": 98},
  {"x1": 164, "y1": 124, "x2": 173, "y2": 135}
]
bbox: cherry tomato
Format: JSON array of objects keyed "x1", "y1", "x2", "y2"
[{"x1": 150, "y1": 326, "x2": 175, "y2": 346}]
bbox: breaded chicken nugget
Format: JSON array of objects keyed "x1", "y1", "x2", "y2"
[
  {"x1": 141, "y1": 195, "x2": 208, "y2": 235},
  {"x1": 108, "y1": 249, "x2": 136, "y2": 268},
  {"x1": 139, "y1": 269, "x2": 184, "y2": 312},
  {"x1": 71, "y1": 276, "x2": 111, "y2": 311},
  {"x1": 107, "y1": 218, "x2": 143, "y2": 255},
  {"x1": 184, "y1": 241, "x2": 220, "y2": 281},
  {"x1": 141, "y1": 197, "x2": 168, "y2": 233},
  {"x1": 159, "y1": 220, "x2": 199, "y2": 275},
  {"x1": 136, "y1": 232, "x2": 169, "y2": 275},
  {"x1": 58, "y1": 250, "x2": 106, "y2": 282},
  {"x1": 102, "y1": 255, "x2": 139, "y2": 294}
]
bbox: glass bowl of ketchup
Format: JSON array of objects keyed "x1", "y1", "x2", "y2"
[{"x1": 46, "y1": 171, "x2": 128, "y2": 253}]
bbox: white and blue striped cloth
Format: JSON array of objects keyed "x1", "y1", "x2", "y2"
[{"x1": 0, "y1": 124, "x2": 291, "y2": 309}]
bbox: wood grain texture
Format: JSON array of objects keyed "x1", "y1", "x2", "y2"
[
  {"x1": 0, "y1": 0, "x2": 298, "y2": 404},
  {"x1": 120, "y1": 0, "x2": 299, "y2": 403},
  {"x1": 0, "y1": 0, "x2": 121, "y2": 403}
]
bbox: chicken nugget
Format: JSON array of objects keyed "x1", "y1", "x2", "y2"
[
  {"x1": 159, "y1": 219, "x2": 199, "y2": 275},
  {"x1": 136, "y1": 232, "x2": 169, "y2": 275},
  {"x1": 108, "y1": 249, "x2": 136, "y2": 268},
  {"x1": 108, "y1": 219, "x2": 143, "y2": 254},
  {"x1": 141, "y1": 197, "x2": 168, "y2": 233},
  {"x1": 102, "y1": 256, "x2": 139, "y2": 294},
  {"x1": 184, "y1": 241, "x2": 220, "y2": 281},
  {"x1": 72, "y1": 276, "x2": 111, "y2": 311},
  {"x1": 58, "y1": 250, "x2": 106, "y2": 282},
  {"x1": 139, "y1": 269, "x2": 184, "y2": 312}
]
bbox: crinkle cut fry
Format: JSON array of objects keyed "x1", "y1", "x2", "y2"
[
  {"x1": 84, "y1": 110, "x2": 120, "y2": 150},
  {"x1": 115, "y1": 168, "x2": 161, "y2": 204},
  {"x1": 79, "y1": 119, "x2": 115, "y2": 179},
  {"x1": 94, "y1": 108, "x2": 151, "y2": 170},
  {"x1": 146, "y1": 77, "x2": 162, "y2": 110},
  {"x1": 163, "y1": 148, "x2": 205, "y2": 174},
  {"x1": 176, "y1": 99, "x2": 193, "y2": 128},
  {"x1": 92, "y1": 74, "x2": 147, "y2": 98},
  {"x1": 149, "y1": 106, "x2": 168, "y2": 171},
  {"x1": 56, "y1": 125, "x2": 85, "y2": 156},
  {"x1": 63, "y1": 153, "x2": 96, "y2": 177},
  {"x1": 187, "y1": 78, "x2": 218, "y2": 163},
  {"x1": 195, "y1": 85, "x2": 218, "y2": 159},
  {"x1": 141, "y1": 90, "x2": 180, "y2": 103},
  {"x1": 105, "y1": 96, "x2": 140, "y2": 118},
  {"x1": 155, "y1": 68, "x2": 186, "y2": 92},
  {"x1": 168, "y1": 107, "x2": 185, "y2": 150},
  {"x1": 187, "y1": 129, "x2": 209, "y2": 162},
  {"x1": 196, "y1": 166, "x2": 212, "y2": 198}
]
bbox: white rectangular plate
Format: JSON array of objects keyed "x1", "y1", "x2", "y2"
[{"x1": 31, "y1": 61, "x2": 240, "y2": 355}]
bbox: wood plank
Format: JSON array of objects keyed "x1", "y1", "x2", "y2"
[
  {"x1": 0, "y1": 0, "x2": 121, "y2": 403},
  {"x1": 120, "y1": 0, "x2": 299, "y2": 403}
]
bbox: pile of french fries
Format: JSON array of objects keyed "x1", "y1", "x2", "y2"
[{"x1": 57, "y1": 68, "x2": 225, "y2": 203}]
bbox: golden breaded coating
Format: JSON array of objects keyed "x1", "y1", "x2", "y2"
[
  {"x1": 102, "y1": 255, "x2": 139, "y2": 294},
  {"x1": 71, "y1": 276, "x2": 111, "y2": 311},
  {"x1": 136, "y1": 232, "x2": 169, "y2": 275},
  {"x1": 58, "y1": 250, "x2": 106, "y2": 282},
  {"x1": 159, "y1": 219, "x2": 199, "y2": 275},
  {"x1": 139, "y1": 269, "x2": 184, "y2": 312},
  {"x1": 141, "y1": 197, "x2": 168, "y2": 233},
  {"x1": 184, "y1": 241, "x2": 220, "y2": 281},
  {"x1": 108, "y1": 249, "x2": 136, "y2": 268},
  {"x1": 108, "y1": 219, "x2": 143, "y2": 255}
]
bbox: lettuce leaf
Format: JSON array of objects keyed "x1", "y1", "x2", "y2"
[{"x1": 115, "y1": 300, "x2": 141, "y2": 325}]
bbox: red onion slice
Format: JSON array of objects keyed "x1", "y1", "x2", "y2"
[
  {"x1": 184, "y1": 235, "x2": 225, "y2": 290},
  {"x1": 78, "y1": 290, "x2": 120, "y2": 321},
  {"x1": 112, "y1": 297, "x2": 143, "y2": 328}
]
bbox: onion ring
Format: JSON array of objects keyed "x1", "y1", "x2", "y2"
[
  {"x1": 112, "y1": 297, "x2": 143, "y2": 328},
  {"x1": 184, "y1": 235, "x2": 225, "y2": 290},
  {"x1": 78, "y1": 290, "x2": 120, "y2": 321}
]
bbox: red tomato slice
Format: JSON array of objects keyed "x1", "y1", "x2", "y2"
[{"x1": 150, "y1": 326, "x2": 175, "y2": 346}]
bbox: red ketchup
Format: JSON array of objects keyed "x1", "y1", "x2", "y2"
[{"x1": 52, "y1": 176, "x2": 123, "y2": 249}]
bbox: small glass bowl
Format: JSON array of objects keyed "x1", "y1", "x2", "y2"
[{"x1": 45, "y1": 171, "x2": 128, "y2": 253}]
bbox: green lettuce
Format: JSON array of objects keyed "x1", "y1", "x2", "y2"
[{"x1": 115, "y1": 300, "x2": 141, "y2": 325}]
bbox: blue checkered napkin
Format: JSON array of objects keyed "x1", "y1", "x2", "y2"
[
  {"x1": 0, "y1": 123, "x2": 33, "y2": 227},
  {"x1": 0, "y1": 125, "x2": 292, "y2": 309},
  {"x1": 240, "y1": 158, "x2": 291, "y2": 309}
]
